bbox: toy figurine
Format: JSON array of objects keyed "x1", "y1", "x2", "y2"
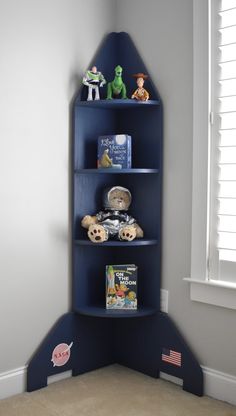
[
  {"x1": 82, "y1": 66, "x2": 106, "y2": 101},
  {"x1": 81, "y1": 186, "x2": 144, "y2": 243},
  {"x1": 106, "y1": 65, "x2": 127, "y2": 99},
  {"x1": 131, "y1": 73, "x2": 150, "y2": 101}
]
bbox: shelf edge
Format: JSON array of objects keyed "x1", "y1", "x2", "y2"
[
  {"x1": 74, "y1": 239, "x2": 158, "y2": 247},
  {"x1": 74, "y1": 306, "x2": 158, "y2": 318},
  {"x1": 74, "y1": 168, "x2": 159, "y2": 174}
]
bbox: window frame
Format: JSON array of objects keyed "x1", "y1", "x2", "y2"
[{"x1": 184, "y1": 0, "x2": 236, "y2": 310}]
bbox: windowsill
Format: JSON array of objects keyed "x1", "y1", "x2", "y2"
[{"x1": 183, "y1": 278, "x2": 236, "y2": 310}]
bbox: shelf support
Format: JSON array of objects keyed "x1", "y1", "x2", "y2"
[
  {"x1": 158, "y1": 312, "x2": 203, "y2": 396},
  {"x1": 27, "y1": 312, "x2": 114, "y2": 392},
  {"x1": 27, "y1": 313, "x2": 78, "y2": 391},
  {"x1": 27, "y1": 312, "x2": 203, "y2": 396}
]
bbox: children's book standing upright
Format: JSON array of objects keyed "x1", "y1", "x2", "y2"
[
  {"x1": 97, "y1": 134, "x2": 132, "y2": 169},
  {"x1": 106, "y1": 264, "x2": 137, "y2": 310}
]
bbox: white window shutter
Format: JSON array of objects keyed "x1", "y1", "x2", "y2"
[{"x1": 210, "y1": 0, "x2": 236, "y2": 282}]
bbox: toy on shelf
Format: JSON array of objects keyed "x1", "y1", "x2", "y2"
[
  {"x1": 81, "y1": 186, "x2": 144, "y2": 243},
  {"x1": 82, "y1": 66, "x2": 106, "y2": 101},
  {"x1": 97, "y1": 134, "x2": 132, "y2": 169},
  {"x1": 131, "y1": 73, "x2": 150, "y2": 101},
  {"x1": 106, "y1": 65, "x2": 127, "y2": 99}
]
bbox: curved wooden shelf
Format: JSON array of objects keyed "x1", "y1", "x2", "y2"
[
  {"x1": 75, "y1": 99, "x2": 160, "y2": 109},
  {"x1": 26, "y1": 32, "x2": 203, "y2": 399},
  {"x1": 75, "y1": 168, "x2": 159, "y2": 174},
  {"x1": 74, "y1": 239, "x2": 158, "y2": 247},
  {"x1": 75, "y1": 305, "x2": 158, "y2": 318}
]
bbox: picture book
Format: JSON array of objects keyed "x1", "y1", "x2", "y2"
[
  {"x1": 97, "y1": 134, "x2": 132, "y2": 169},
  {"x1": 106, "y1": 264, "x2": 137, "y2": 310}
]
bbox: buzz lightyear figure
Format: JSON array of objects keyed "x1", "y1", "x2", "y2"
[{"x1": 83, "y1": 66, "x2": 106, "y2": 101}]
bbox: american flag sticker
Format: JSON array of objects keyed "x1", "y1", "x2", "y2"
[{"x1": 161, "y1": 348, "x2": 182, "y2": 367}]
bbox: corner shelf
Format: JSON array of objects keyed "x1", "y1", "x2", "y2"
[
  {"x1": 27, "y1": 31, "x2": 203, "y2": 398},
  {"x1": 74, "y1": 305, "x2": 157, "y2": 318},
  {"x1": 75, "y1": 168, "x2": 159, "y2": 174},
  {"x1": 75, "y1": 99, "x2": 160, "y2": 109},
  {"x1": 74, "y1": 239, "x2": 158, "y2": 247}
]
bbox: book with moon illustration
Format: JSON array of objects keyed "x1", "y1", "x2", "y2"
[
  {"x1": 106, "y1": 264, "x2": 137, "y2": 310},
  {"x1": 97, "y1": 134, "x2": 132, "y2": 169}
]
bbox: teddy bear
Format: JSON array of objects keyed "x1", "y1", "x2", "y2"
[{"x1": 81, "y1": 186, "x2": 144, "y2": 243}]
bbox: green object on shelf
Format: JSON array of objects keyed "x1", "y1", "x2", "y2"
[{"x1": 106, "y1": 65, "x2": 128, "y2": 99}]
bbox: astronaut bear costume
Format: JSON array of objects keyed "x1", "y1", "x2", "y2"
[{"x1": 81, "y1": 186, "x2": 144, "y2": 243}]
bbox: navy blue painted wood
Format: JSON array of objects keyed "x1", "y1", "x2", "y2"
[
  {"x1": 75, "y1": 306, "x2": 157, "y2": 318},
  {"x1": 74, "y1": 107, "x2": 161, "y2": 169},
  {"x1": 76, "y1": 99, "x2": 160, "y2": 108},
  {"x1": 158, "y1": 313, "x2": 203, "y2": 397},
  {"x1": 27, "y1": 313, "x2": 79, "y2": 391},
  {"x1": 27, "y1": 32, "x2": 203, "y2": 397},
  {"x1": 71, "y1": 315, "x2": 114, "y2": 377},
  {"x1": 114, "y1": 315, "x2": 160, "y2": 378},
  {"x1": 73, "y1": 245, "x2": 160, "y2": 312},
  {"x1": 27, "y1": 312, "x2": 114, "y2": 391},
  {"x1": 74, "y1": 239, "x2": 158, "y2": 246},
  {"x1": 75, "y1": 168, "x2": 159, "y2": 174},
  {"x1": 73, "y1": 174, "x2": 160, "y2": 240}
]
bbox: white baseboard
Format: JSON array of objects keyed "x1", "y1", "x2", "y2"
[
  {"x1": 1, "y1": 365, "x2": 236, "y2": 406},
  {"x1": 0, "y1": 366, "x2": 72, "y2": 400},
  {"x1": 160, "y1": 366, "x2": 236, "y2": 405},
  {"x1": 0, "y1": 366, "x2": 27, "y2": 400},
  {"x1": 202, "y1": 366, "x2": 236, "y2": 406}
]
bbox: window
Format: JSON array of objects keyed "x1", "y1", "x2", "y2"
[
  {"x1": 184, "y1": 0, "x2": 236, "y2": 309},
  {"x1": 209, "y1": 0, "x2": 236, "y2": 284}
]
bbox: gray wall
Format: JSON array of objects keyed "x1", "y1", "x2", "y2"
[
  {"x1": 0, "y1": 0, "x2": 235, "y2": 378},
  {"x1": 117, "y1": 0, "x2": 236, "y2": 376},
  {"x1": 0, "y1": 0, "x2": 115, "y2": 373}
]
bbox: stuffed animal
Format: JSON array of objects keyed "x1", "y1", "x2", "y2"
[{"x1": 81, "y1": 186, "x2": 144, "y2": 243}]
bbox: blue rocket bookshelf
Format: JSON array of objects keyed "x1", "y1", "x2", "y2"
[{"x1": 27, "y1": 32, "x2": 203, "y2": 396}]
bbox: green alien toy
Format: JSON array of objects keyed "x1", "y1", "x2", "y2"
[{"x1": 106, "y1": 65, "x2": 127, "y2": 99}]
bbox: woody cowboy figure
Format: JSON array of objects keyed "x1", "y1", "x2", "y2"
[{"x1": 131, "y1": 72, "x2": 150, "y2": 101}]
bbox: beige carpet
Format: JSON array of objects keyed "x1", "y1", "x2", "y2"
[{"x1": 0, "y1": 365, "x2": 236, "y2": 416}]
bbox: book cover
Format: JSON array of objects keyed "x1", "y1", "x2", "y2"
[
  {"x1": 106, "y1": 264, "x2": 137, "y2": 310},
  {"x1": 97, "y1": 134, "x2": 132, "y2": 169}
]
